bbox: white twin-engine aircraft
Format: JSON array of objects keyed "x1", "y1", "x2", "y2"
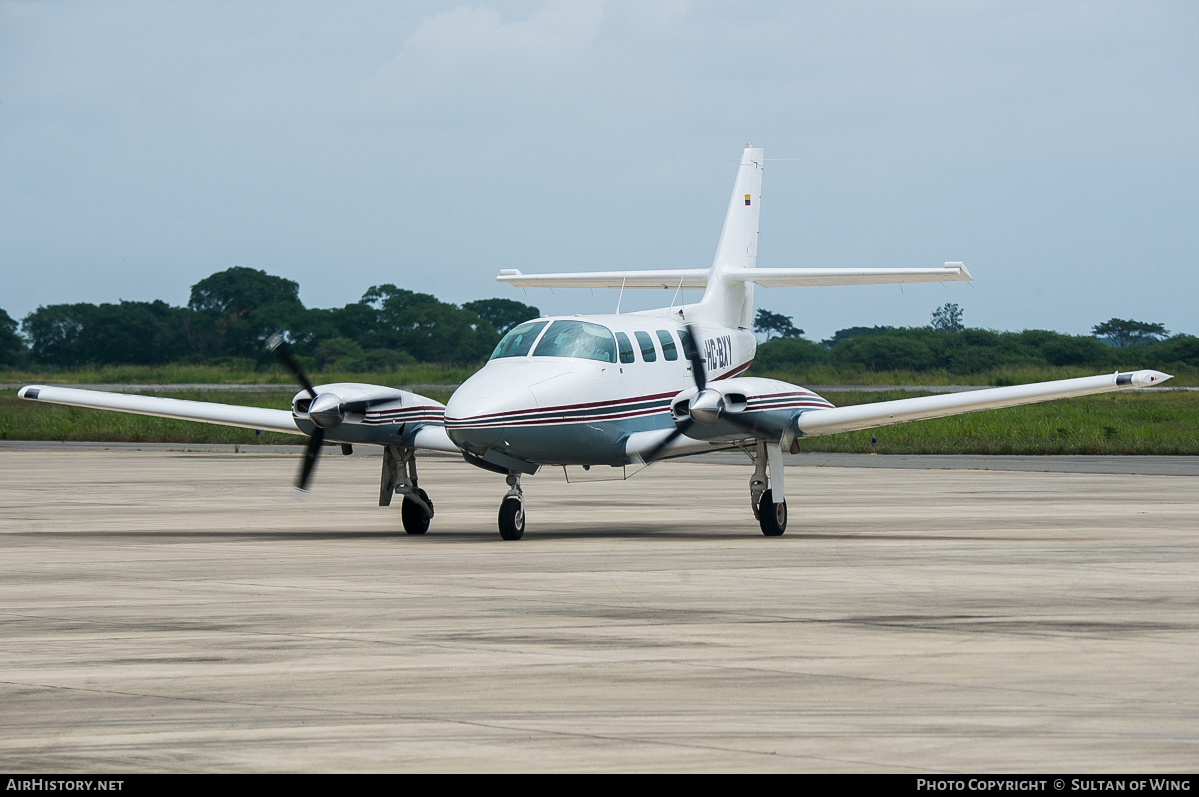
[{"x1": 19, "y1": 146, "x2": 1172, "y2": 540}]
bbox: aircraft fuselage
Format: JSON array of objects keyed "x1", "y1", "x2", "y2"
[{"x1": 444, "y1": 313, "x2": 758, "y2": 466}]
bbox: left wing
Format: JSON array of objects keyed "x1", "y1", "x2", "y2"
[
  {"x1": 622, "y1": 370, "x2": 1172, "y2": 460},
  {"x1": 793, "y1": 370, "x2": 1171, "y2": 438}
]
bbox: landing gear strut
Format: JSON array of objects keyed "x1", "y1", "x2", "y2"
[
  {"x1": 498, "y1": 473, "x2": 525, "y2": 541},
  {"x1": 380, "y1": 445, "x2": 434, "y2": 535},
  {"x1": 749, "y1": 440, "x2": 787, "y2": 536}
]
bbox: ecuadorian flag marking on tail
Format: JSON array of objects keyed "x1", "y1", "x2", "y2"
[{"x1": 744, "y1": 194, "x2": 751, "y2": 206}]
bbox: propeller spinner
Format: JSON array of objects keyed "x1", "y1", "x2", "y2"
[{"x1": 642, "y1": 324, "x2": 758, "y2": 462}]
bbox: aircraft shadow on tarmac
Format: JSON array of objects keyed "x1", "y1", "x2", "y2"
[{"x1": 10, "y1": 526, "x2": 1000, "y2": 543}]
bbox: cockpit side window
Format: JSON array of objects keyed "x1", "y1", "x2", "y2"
[
  {"x1": 615, "y1": 332, "x2": 635, "y2": 364},
  {"x1": 634, "y1": 331, "x2": 657, "y2": 362},
  {"x1": 656, "y1": 330, "x2": 678, "y2": 361},
  {"x1": 532, "y1": 320, "x2": 617, "y2": 363},
  {"x1": 490, "y1": 320, "x2": 549, "y2": 360}
]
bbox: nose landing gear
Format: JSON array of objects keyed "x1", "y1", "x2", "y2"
[{"x1": 498, "y1": 473, "x2": 525, "y2": 540}]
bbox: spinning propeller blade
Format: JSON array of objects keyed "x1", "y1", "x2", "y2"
[
  {"x1": 297, "y1": 427, "x2": 324, "y2": 491},
  {"x1": 267, "y1": 333, "x2": 317, "y2": 399},
  {"x1": 267, "y1": 333, "x2": 326, "y2": 491},
  {"x1": 641, "y1": 417, "x2": 693, "y2": 463},
  {"x1": 643, "y1": 324, "x2": 759, "y2": 463},
  {"x1": 680, "y1": 324, "x2": 706, "y2": 392},
  {"x1": 644, "y1": 324, "x2": 705, "y2": 462}
]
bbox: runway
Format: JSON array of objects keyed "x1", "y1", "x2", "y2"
[{"x1": 1, "y1": 447, "x2": 1197, "y2": 772}]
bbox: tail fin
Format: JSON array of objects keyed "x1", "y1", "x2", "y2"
[{"x1": 694, "y1": 145, "x2": 763, "y2": 328}]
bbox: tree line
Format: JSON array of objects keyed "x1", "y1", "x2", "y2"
[
  {"x1": 2, "y1": 272, "x2": 1195, "y2": 375},
  {"x1": 752, "y1": 303, "x2": 1199, "y2": 374},
  {"x1": 0, "y1": 267, "x2": 539, "y2": 370}
]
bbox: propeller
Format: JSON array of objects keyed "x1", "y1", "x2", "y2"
[
  {"x1": 642, "y1": 324, "x2": 759, "y2": 463},
  {"x1": 268, "y1": 333, "x2": 406, "y2": 491},
  {"x1": 267, "y1": 333, "x2": 331, "y2": 492}
]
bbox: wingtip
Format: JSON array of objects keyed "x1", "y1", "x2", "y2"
[
  {"x1": 945, "y1": 261, "x2": 973, "y2": 281},
  {"x1": 1131, "y1": 370, "x2": 1172, "y2": 387}
]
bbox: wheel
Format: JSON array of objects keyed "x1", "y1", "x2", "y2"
[
  {"x1": 758, "y1": 489, "x2": 787, "y2": 536},
  {"x1": 498, "y1": 495, "x2": 525, "y2": 541},
  {"x1": 401, "y1": 488, "x2": 432, "y2": 535}
]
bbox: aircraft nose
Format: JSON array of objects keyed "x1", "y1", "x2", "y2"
[{"x1": 444, "y1": 377, "x2": 507, "y2": 451}]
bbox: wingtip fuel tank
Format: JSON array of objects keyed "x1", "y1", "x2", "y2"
[{"x1": 1128, "y1": 370, "x2": 1172, "y2": 387}]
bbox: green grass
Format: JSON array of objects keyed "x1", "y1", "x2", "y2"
[{"x1": 2, "y1": 387, "x2": 1195, "y2": 454}]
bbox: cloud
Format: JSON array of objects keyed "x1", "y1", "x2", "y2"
[
  {"x1": 403, "y1": 2, "x2": 602, "y2": 60},
  {"x1": 365, "y1": 2, "x2": 604, "y2": 114}
]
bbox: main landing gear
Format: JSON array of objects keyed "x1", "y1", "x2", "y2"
[
  {"x1": 381, "y1": 448, "x2": 526, "y2": 540},
  {"x1": 380, "y1": 446, "x2": 434, "y2": 535},
  {"x1": 498, "y1": 473, "x2": 525, "y2": 541},
  {"x1": 749, "y1": 440, "x2": 788, "y2": 536}
]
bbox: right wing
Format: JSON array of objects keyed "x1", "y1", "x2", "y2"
[
  {"x1": 18, "y1": 385, "x2": 302, "y2": 434},
  {"x1": 17, "y1": 384, "x2": 463, "y2": 453}
]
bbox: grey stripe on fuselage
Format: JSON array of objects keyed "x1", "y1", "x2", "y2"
[{"x1": 449, "y1": 405, "x2": 822, "y2": 467}]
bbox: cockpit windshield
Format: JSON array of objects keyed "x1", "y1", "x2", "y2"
[
  {"x1": 532, "y1": 320, "x2": 617, "y2": 363},
  {"x1": 489, "y1": 320, "x2": 549, "y2": 360}
]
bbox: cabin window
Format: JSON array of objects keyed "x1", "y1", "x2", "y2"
[
  {"x1": 615, "y1": 332, "x2": 635, "y2": 364},
  {"x1": 656, "y1": 330, "x2": 678, "y2": 361},
  {"x1": 533, "y1": 320, "x2": 617, "y2": 363},
  {"x1": 490, "y1": 320, "x2": 549, "y2": 360},
  {"x1": 634, "y1": 331, "x2": 657, "y2": 362},
  {"x1": 677, "y1": 328, "x2": 695, "y2": 359}
]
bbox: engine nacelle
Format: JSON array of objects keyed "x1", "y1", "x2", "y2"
[
  {"x1": 667, "y1": 377, "x2": 832, "y2": 442},
  {"x1": 291, "y1": 382, "x2": 447, "y2": 444}
]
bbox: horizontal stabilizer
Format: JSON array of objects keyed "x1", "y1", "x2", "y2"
[
  {"x1": 731, "y1": 262, "x2": 972, "y2": 288},
  {"x1": 497, "y1": 263, "x2": 971, "y2": 290},
  {"x1": 497, "y1": 268, "x2": 709, "y2": 289},
  {"x1": 795, "y1": 370, "x2": 1171, "y2": 437}
]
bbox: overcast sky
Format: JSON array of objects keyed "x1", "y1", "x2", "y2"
[{"x1": 2, "y1": 1, "x2": 1195, "y2": 340}]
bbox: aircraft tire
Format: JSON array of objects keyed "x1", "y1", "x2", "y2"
[
  {"x1": 498, "y1": 496, "x2": 525, "y2": 541},
  {"x1": 401, "y1": 489, "x2": 433, "y2": 535},
  {"x1": 758, "y1": 490, "x2": 787, "y2": 537}
]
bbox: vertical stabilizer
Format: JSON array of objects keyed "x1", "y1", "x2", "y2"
[{"x1": 693, "y1": 145, "x2": 763, "y2": 328}]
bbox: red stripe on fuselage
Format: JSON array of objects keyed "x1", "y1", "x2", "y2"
[
  {"x1": 445, "y1": 390, "x2": 677, "y2": 424},
  {"x1": 451, "y1": 405, "x2": 669, "y2": 429},
  {"x1": 713, "y1": 361, "x2": 752, "y2": 380}
]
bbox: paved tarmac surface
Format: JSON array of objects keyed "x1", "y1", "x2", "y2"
[
  {"x1": 1, "y1": 448, "x2": 1197, "y2": 772},
  {"x1": 5, "y1": 441, "x2": 1198, "y2": 476}
]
